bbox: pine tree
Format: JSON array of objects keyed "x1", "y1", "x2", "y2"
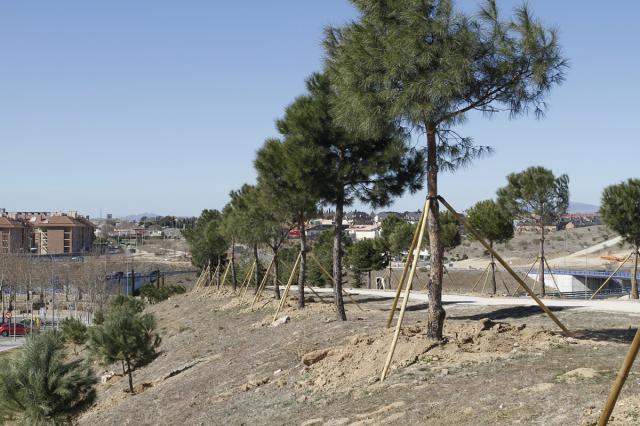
[
  {"x1": 347, "y1": 239, "x2": 388, "y2": 288},
  {"x1": 600, "y1": 179, "x2": 640, "y2": 299},
  {"x1": 278, "y1": 72, "x2": 424, "y2": 320},
  {"x1": 183, "y1": 209, "x2": 229, "y2": 288},
  {"x1": 88, "y1": 299, "x2": 161, "y2": 393},
  {"x1": 497, "y1": 166, "x2": 569, "y2": 296},
  {"x1": 60, "y1": 317, "x2": 88, "y2": 355},
  {"x1": 254, "y1": 134, "x2": 322, "y2": 308},
  {"x1": 324, "y1": 0, "x2": 567, "y2": 338},
  {"x1": 466, "y1": 200, "x2": 514, "y2": 294},
  {"x1": 0, "y1": 331, "x2": 96, "y2": 425}
]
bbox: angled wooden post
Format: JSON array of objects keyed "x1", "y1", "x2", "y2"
[
  {"x1": 438, "y1": 196, "x2": 571, "y2": 336},
  {"x1": 381, "y1": 199, "x2": 430, "y2": 381},
  {"x1": 239, "y1": 261, "x2": 256, "y2": 304},
  {"x1": 598, "y1": 328, "x2": 640, "y2": 425},
  {"x1": 513, "y1": 256, "x2": 539, "y2": 296},
  {"x1": 218, "y1": 261, "x2": 231, "y2": 290},
  {"x1": 310, "y1": 253, "x2": 365, "y2": 312},
  {"x1": 250, "y1": 258, "x2": 274, "y2": 310},
  {"x1": 205, "y1": 263, "x2": 220, "y2": 295},
  {"x1": 496, "y1": 268, "x2": 512, "y2": 295},
  {"x1": 590, "y1": 251, "x2": 634, "y2": 299},
  {"x1": 543, "y1": 256, "x2": 563, "y2": 297},
  {"x1": 386, "y1": 198, "x2": 428, "y2": 328},
  {"x1": 471, "y1": 264, "x2": 490, "y2": 293},
  {"x1": 273, "y1": 251, "x2": 302, "y2": 322}
]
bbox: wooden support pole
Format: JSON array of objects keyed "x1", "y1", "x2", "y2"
[
  {"x1": 496, "y1": 268, "x2": 512, "y2": 296},
  {"x1": 514, "y1": 256, "x2": 539, "y2": 296},
  {"x1": 543, "y1": 256, "x2": 563, "y2": 297},
  {"x1": 598, "y1": 328, "x2": 640, "y2": 425},
  {"x1": 305, "y1": 284, "x2": 330, "y2": 304},
  {"x1": 218, "y1": 261, "x2": 231, "y2": 290},
  {"x1": 192, "y1": 265, "x2": 208, "y2": 292},
  {"x1": 438, "y1": 196, "x2": 571, "y2": 336},
  {"x1": 273, "y1": 252, "x2": 302, "y2": 322},
  {"x1": 250, "y1": 259, "x2": 274, "y2": 310},
  {"x1": 480, "y1": 266, "x2": 490, "y2": 294},
  {"x1": 590, "y1": 251, "x2": 635, "y2": 300},
  {"x1": 205, "y1": 263, "x2": 220, "y2": 295},
  {"x1": 239, "y1": 262, "x2": 256, "y2": 304},
  {"x1": 381, "y1": 199, "x2": 430, "y2": 382},
  {"x1": 471, "y1": 264, "x2": 490, "y2": 293},
  {"x1": 385, "y1": 198, "x2": 428, "y2": 328},
  {"x1": 310, "y1": 253, "x2": 365, "y2": 312}
]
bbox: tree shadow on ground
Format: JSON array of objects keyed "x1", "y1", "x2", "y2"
[
  {"x1": 572, "y1": 328, "x2": 638, "y2": 344},
  {"x1": 449, "y1": 305, "x2": 571, "y2": 321}
]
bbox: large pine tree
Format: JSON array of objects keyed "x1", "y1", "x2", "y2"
[{"x1": 324, "y1": 0, "x2": 567, "y2": 338}]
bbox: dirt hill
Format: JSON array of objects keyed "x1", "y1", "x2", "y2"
[{"x1": 76, "y1": 285, "x2": 640, "y2": 425}]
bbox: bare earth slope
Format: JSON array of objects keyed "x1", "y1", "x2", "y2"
[{"x1": 78, "y1": 289, "x2": 640, "y2": 425}]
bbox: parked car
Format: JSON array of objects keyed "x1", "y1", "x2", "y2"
[{"x1": 0, "y1": 322, "x2": 31, "y2": 337}]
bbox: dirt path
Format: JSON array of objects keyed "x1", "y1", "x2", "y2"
[{"x1": 77, "y1": 290, "x2": 640, "y2": 425}]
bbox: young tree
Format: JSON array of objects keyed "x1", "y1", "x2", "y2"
[
  {"x1": 183, "y1": 209, "x2": 229, "y2": 287},
  {"x1": 381, "y1": 215, "x2": 414, "y2": 260},
  {"x1": 279, "y1": 72, "x2": 424, "y2": 320},
  {"x1": 254, "y1": 134, "x2": 322, "y2": 308},
  {"x1": 88, "y1": 300, "x2": 161, "y2": 393},
  {"x1": 466, "y1": 200, "x2": 514, "y2": 294},
  {"x1": 497, "y1": 166, "x2": 569, "y2": 296},
  {"x1": 60, "y1": 317, "x2": 89, "y2": 355},
  {"x1": 600, "y1": 178, "x2": 640, "y2": 299},
  {"x1": 347, "y1": 239, "x2": 388, "y2": 288},
  {"x1": 0, "y1": 331, "x2": 96, "y2": 425},
  {"x1": 220, "y1": 204, "x2": 240, "y2": 291},
  {"x1": 325, "y1": 0, "x2": 567, "y2": 338}
]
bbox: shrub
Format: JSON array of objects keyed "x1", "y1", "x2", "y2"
[
  {"x1": 60, "y1": 317, "x2": 88, "y2": 354},
  {"x1": 0, "y1": 332, "x2": 96, "y2": 425},
  {"x1": 139, "y1": 284, "x2": 186, "y2": 304}
]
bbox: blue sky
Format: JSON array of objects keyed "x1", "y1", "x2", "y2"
[{"x1": 1, "y1": 1, "x2": 638, "y2": 218}]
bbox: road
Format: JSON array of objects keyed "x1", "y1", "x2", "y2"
[
  {"x1": 0, "y1": 336, "x2": 26, "y2": 353},
  {"x1": 310, "y1": 287, "x2": 640, "y2": 314}
]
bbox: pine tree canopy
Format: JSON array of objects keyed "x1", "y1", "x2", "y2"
[
  {"x1": 466, "y1": 199, "x2": 514, "y2": 244},
  {"x1": 601, "y1": 178, "x2": 640, "y2": 248},
  {"x1": 324, "y1": 0, "x2": 567, "y2": 171},
  {"x1": 496, "y1": 166, "x2": 569, "y2": 225}
]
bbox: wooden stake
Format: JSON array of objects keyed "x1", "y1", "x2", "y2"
[
  {"x1": 205, "y1": 263, "x2": 220, "y2": 295},
  {"x1": 496, "y1": 268, "x2": 512, "y2": 296},
  {"x1": 480, "y1": 266, "x2": 490, "y2": 294},
  {"x1": 305, "y1": 284, "x2": 330, "y2": 304},
  {"x1": 543, "y1": 256, "x2": 563, "y2": 297},
  {"x1": 238, "y1": 262, "x2": 256, "y2": 303},
  {"x1": 598, "y1": 328, "x2": 640, "y2": 425},
  {"x1": 514, "y1": 256, "x2": 539, "y2": 296},
  {"x1": 381, "y1": 199, "x2": 430, "y2": 381},
  {"x1": 218, "y1": 261, "x2": 231, "y2": 290},
  {"x1": 250, "y1": 259, "x2": 274, "y2": 310},
  {"x1": 471, "y1": 264, "x2": 490, "y2": 292},
  {"x1": 438, "y1": 196, "x2": 571, "y2": 336},
  {"x1": 386, "y1": 198, "x2": 428, "y2": 328},
  {"x1": 273, "y1": 252, "x2": 302, "y2": 322},
  {"x1": 310, "y1": 253, "x2": 365, "y2": 312},
  {"x1": 590, "y1": 251, "x2": 635, "y2": 299}
]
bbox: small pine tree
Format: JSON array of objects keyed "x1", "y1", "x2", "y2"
[
  {"x1": 88, "y1": 301, "x2": 161, "y2": 393},
  {"x1": 0, "y1": 331, "x2": 96, "y2": 425},
  {"x1": 60, "y1": 317, "x2": 88, "y2": 355}
]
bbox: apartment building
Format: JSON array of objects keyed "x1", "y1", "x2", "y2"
[{"x1": 0, "y1": 210, "x2": 95, "y2": 255}]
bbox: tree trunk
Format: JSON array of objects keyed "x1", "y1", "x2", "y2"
[
  {"x1": 490, "y1": 241, "x2": 497, "y2": 295},
  {"x1": 126, "y1": 359, "x2": 134, "y2": 393},
  {"x1": 539, "y1": 223, "x2": 546, "y2": 297},
  {"x1": 272, "y1": 249, "x2": 281, "y2": 300},
  {"x1": 333, "y1": 194, "x2": 347, "y2": 321},
  {"x1": 230, "y1": 238, "x2": 237, "y2": 291},
  {"x1": 367, "y1": 270, "x2": 372, "y2": 289},
  {"x1": 426, "y1": 122, "x2": 445, "y2": 340},
  {"x1": 632, "y1": 249, "x2": 639, "y2": 300},
  {"x1": 298, "y1": 214, "x2": 307, "y2": 308},
  {"x1": 253, "y1": 244, "x2": 261, "y2": 294}
]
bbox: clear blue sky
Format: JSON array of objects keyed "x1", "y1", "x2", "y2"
[{"x1": 1, "y1": 1, "x2": 638, "y2": 218}]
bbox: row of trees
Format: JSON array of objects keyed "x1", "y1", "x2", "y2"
[{"x1": 188, "y1": 0, "x2": 568, "y2": 339}]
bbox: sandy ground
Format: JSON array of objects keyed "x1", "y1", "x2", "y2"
[{"x1": 76, "y1": 279, "x2": 640, "y2": 426}]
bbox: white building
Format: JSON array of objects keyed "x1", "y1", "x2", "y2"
[{"x1": 347, "y1": 224, "x2": 381, "y2": 241}]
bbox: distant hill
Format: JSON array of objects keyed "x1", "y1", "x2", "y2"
[
  {"x1": 120, "y1": 213, "x2": 161, "y2": 222},
  {"x1": 568, "y1": 202, "x2": 599, "y2": 214}
]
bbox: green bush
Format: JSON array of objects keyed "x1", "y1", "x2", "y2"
[
  {"x1": 0, "y1": 332, "x2": 96, "y2": 425},
  {"x1": 139, "y1": 284, "x2": 186, "y2": 304}
]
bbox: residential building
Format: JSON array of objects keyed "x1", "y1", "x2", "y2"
[
  {"x1": 347, "y1": 224, "x2": 381, "y2": 241},
  {"x1": 0, "y1": 210, "x2": 95, "y2": 255}
]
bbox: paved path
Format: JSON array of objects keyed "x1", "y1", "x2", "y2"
[
  {"x1": 0, "y1": 336, "x2": 26, "y2": 353},
  {"x1": 311, "y1": 287, "x2": 640, "y2": 314}
]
